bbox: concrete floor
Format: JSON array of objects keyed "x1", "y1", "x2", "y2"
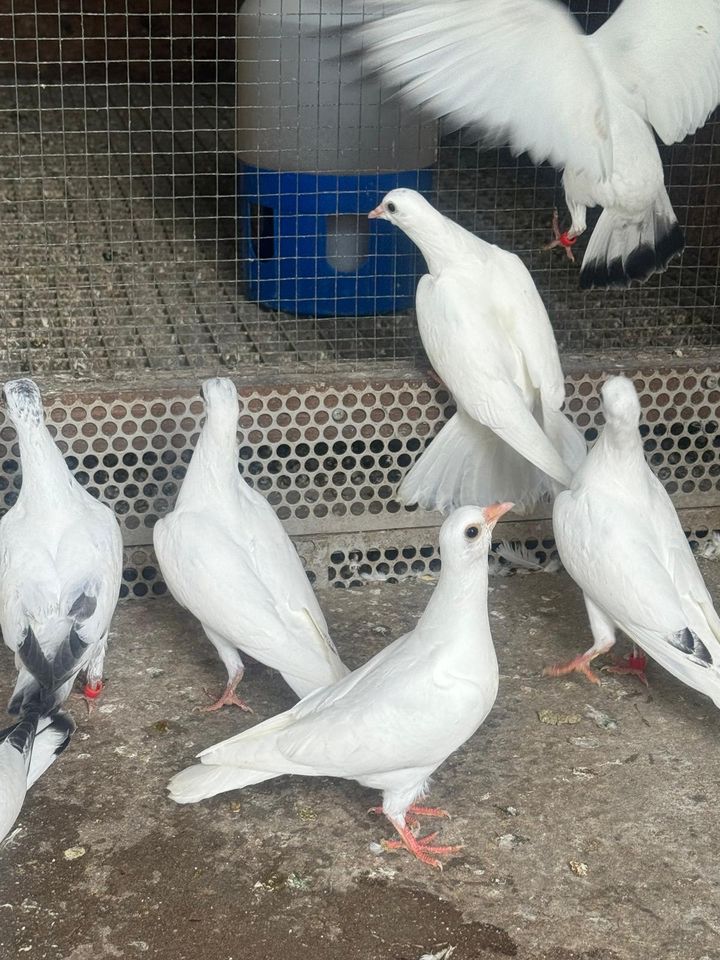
[{"x1": 2, "y1": 567, "x2": 720, "y2": 960}]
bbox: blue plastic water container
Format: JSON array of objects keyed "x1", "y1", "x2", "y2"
[{"x1": 237, "y1": 164, "x2": 434, "y2": 317}]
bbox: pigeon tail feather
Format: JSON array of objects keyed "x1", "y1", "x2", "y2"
[
  {"x1": 0, "y1": 708, "x2": 74, "y2": 841},
  {"x1": 167, "y1": 762, "x2": 278, "y2": 804},
  {"x1": 579, "y1": 191, "x2": 684, "y2": 290},
  {"x1": 397, "y1": 410, "x2": 554, "y2": 515},
  {"x1": 26, "y1": 710, "x2": 75, "y2": 788}
]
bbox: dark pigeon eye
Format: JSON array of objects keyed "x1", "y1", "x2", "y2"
[
  {"x1": 464, "y1": 525, "x2": 479, "y2": 540},
  {"x1": 386, "y1": 201, "x2": 397, "y2": 213}
]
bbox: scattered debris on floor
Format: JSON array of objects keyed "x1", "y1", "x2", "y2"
[{"x1": 3, "y1": 570, "x2": 720, "y2": 960}]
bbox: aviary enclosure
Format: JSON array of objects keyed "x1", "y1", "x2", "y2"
[{"x1": 0, "y1": 0, "x2": 718, "y2": 597}]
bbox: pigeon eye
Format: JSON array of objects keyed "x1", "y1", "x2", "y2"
[
  {"x1": 386, "y1": 201, "x2": 397, "y2": 213},
  {"x1": 464, "y1": 525, "x2": 479, "y2": 540}
]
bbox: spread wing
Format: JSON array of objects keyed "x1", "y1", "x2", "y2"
[
  {"x1": 354, "y1": 0, "x2": 612, "y2": 178},
  {"x1": 591, "y1": 0, "x2": 720, "y2": 145}
]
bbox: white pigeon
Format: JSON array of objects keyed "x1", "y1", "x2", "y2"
[
  {"x1": 356, "y1": 0, "x2": 720, "y2": 288},
  {"x1": 0, "y1": 619, "x2": 87, "y2": 842},
  {"x1": 0, "y1": 710, "x2": 75, "y2": 843},
  {"x1": 153, "y1": 377, "x2": 349, "y2": 712},
  {"x1": 168, "y1": 503, "x2": 510, "y2": 869},
  {"x1": 547, "y1": 375, "x2": 720, "y2": 706},
  {"x1": 369, "y1": 189, "x2": 586, "y2": 514},
  {"x1": 0, "y1": 379, "x2": 123, "y2": 714}
]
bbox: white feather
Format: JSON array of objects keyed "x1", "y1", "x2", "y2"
[
  {"x1": 154, "y1": 378, "x2": 349, "y2": 703},
  {"x1": 591, "y1": 0, "x2": 720, "y2": 145},
  {"x1": 168, "y1": 505, "x2": 502, "y2": 848},
  {"x1": 375, "y1": 190, "x2": 585, "y2": 514},
  {"x1": 553, "y1": 376, "x2": 720, "y2": 707},
  {"x1": 0, "y1": 712, "x2": 73, "y2": 842},
  {"x1": 494, "y1": 541, "x2": 561, "y2": 573},
  {"x1": 0, "y1": 379, "x2": 123, "y2": 714},
  {"x1": 356, "y1": 0, "x2": 720, "y2": 286},
  {"x1": 357, "y1": 0, "x2": 613, "y2": 179}
]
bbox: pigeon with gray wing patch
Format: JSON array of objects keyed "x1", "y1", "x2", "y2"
[{"x1": 547, "y1": 375, "x2": 720, "y2": 704}]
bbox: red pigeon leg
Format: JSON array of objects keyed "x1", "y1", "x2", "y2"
[
  {"x1": 543, "y1": 208, "x2": 578, "y2": 262},
  {"x1": 72, "y1": 679, "x2": 104, "y2": 715},
  {"x1": 602, "y1": 646, "x2": 649, "y2": 687}
]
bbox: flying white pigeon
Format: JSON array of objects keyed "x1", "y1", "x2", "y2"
[
  {"x1": 168, "y1": 503, "x2": 510, "y2": 869},
  {"x1": 153, "y1": 377, "x2": 349, "y2": 712},
  {"x1": 369, "y1": 189, "x2": 586, "y2": 515},
  {"x1": 355, "y1": 0, "x2": 720, "y2": 288},
  {"x1": 0, "y1": 379, "x2": 123, "y2": 713},
  {"x1": 546, "y1": 375, "x2": 720, "y2": 705}
]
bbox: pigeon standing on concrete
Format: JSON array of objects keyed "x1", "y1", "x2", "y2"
[
  {"x1": 168, "y1": 503, "x2": 510, "y2": 869},
  {"x1": 0, "y1": 379, "x2": 123, "y2": 714},
  {"x1": 369, "y1": 189, "x2": 585, "y2": 514},
  {"x1": 356, "y1": 0, "x2": 720, "y2": 287},
  {"x1": 546, "y1": 376, "x2": 720, "y2": 703},
  {"x1": 154, "y1": 378, "x2": 349, "y2": 712}
]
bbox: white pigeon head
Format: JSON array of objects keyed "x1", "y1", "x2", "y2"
[
  {"x1": 368, "y1": 188, "x2": 438, "y2": 230},
  {"x1": 3, "y1": 378, "x2": 44, "y2": 429},
  {"x1": 601, "y1": 376, "x2": 641, "y2": 428},
  {"x1": 200, "y1": 377, "x2": 240, "y2": 432},
  {"x1": 440, "y1": 502, "x2": 514, "y2": 564}
]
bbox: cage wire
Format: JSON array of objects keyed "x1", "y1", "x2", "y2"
[
  {"x1": 0, "y1": 0, "x2": 718, "y2": 382},
  {"x1": 0, "y1": 1, "x2": 719, "y2": 598}
]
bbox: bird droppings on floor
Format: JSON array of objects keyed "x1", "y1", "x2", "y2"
[{"x1": 3, "y1": 567, "x2": 720, "y2": 960}]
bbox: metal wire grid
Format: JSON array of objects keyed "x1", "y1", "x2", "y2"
[{"x1": 0, "y1": 1, "x2": 718, "y2": 380}]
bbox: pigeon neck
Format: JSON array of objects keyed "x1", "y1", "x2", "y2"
[
  {"x1": 403, "y1": 217, "x2": 455, "y2": 276},
  {"x1": 423, "y1": 556, "x2": 493, "y2": 646},
  {"x1": 13, "y1": 421, "x2": 76, "y2": 504},
  {"x1": 180, "y1": 417, "x2": 241, "y2": 500},
  {"x1": 599, "y1": 419, "x2": 646, "y2": 465}
]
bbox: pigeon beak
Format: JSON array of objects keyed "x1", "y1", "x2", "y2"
[
  {"x1": 368, "y1": 204, "x2": 386, "y2": 220},
  {"x1": 483, "y1": 502, "x2": 515, "y2": 527}
]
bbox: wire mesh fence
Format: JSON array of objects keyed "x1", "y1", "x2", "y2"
[{"x1": 0, "y1": 0, "x2": 718, "y2": 381}]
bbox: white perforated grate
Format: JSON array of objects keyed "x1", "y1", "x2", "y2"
[{"x1": 0, "y1": 363, "x2": 718, "y2": 597}]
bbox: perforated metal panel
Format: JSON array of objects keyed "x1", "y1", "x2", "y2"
[{"x1": 0, "y1": 362, "x2": 718, "y2": 596}]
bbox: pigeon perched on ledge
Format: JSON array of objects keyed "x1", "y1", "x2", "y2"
[
  {"x1": 370, "y1": 189, "x2": 585, "y2": 514},
  {"x1": 154, "y1": 377, "x2": 349, "y2": 712},
  {"x1": 547, "y1": 376, "x2": 720, "y2": 703},
  {"x1": 355, "y1": 0, "x2": 720, "y2": 288},
  {"x1": 168, "y1": 503, "x2": 510, "y2": 870},
  {"x1": 0, "y1": 379, "x2": 123, "y2": 714}
]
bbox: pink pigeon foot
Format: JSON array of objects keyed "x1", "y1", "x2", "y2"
[
  {"x1": 381, "y1": 821, "x2": 463, "y2": 870},
  {"x1": 602, "y1": 648, "x2": 649, "y2": 687},
  {"x1": 543, "y1": 652, "x2": 604, "y2": 685},
  {"x1": 194, "y1": 674, "x2": 254, "y2": 714},
  {"x1": 543, "y1": 208, "x2": 578, "y2": 262}
]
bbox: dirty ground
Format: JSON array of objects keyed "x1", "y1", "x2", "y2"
[{"x1": 2, "y1": 567, "x2": 719, "y2": 960}]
